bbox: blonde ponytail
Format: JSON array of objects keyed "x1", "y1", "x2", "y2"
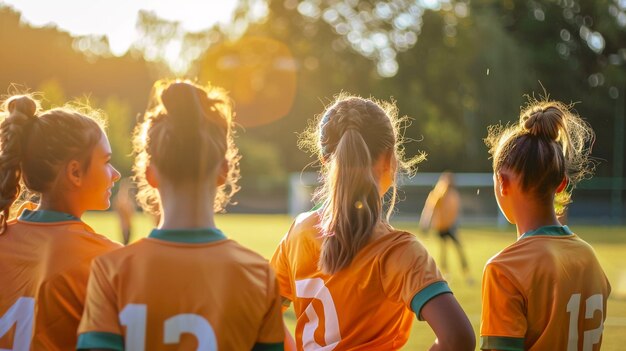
[
  {"x1": 0, "y1": 96, "x2": 38, "y2": 233},
  {"x1": 319, "y1": 128, "x2": 381, "y2": 274},
  {"x1": 301, "y1": 94, "x2": 424, "y2": 274}
]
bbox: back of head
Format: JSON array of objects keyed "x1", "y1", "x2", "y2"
[
  {"x1": 486, "y1": 99, "x2": 595, "y2": 213},
  {"x1": 133, "y1": 80, "x2": 240, "y2": 215},
  {"x1": 0, "y1": 94, "x2": 104, "y2": 233},
  {"x1": 300, "y1": 93, "x2": 423, "y2": 274},
  {"x1": 440, "y1": 172, "x2": 454, "y2": 185},
  {"x1": 434, "y1": 171, "x2": 454, "y2": 194}
]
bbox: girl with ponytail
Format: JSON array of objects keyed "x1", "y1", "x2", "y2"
[
  {"x1": 480, "y1": 99, "x2": 611, "y2": 351},
  {"x1": 271, "y1": 94, "x2": 474, "y2": 350},
  {"x1": 77, "y1": 80, "x2": 286, "y2": 351},
  {"x1": 0, "y1": 94, "x2": 122, "y2": 349}
]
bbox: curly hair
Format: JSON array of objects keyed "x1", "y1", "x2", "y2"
[
  {"x1": 485, "y1": 98, "x2": 595, "y2": 214},
  {"x1": 133, "y1": 80, "x2": 240, "y2": 215},
  {"x1": 0, "y1": 94, "x2": 104, "y2": 233}
]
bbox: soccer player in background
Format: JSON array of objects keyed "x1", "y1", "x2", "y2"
[
  {"x1": 0, "y1": 94, "x2": 122, "y2": 350},
  {"x1": 419, "y1": 171, "x2": 473, "y2": 285},
  {"x1": 481, "y1": 99, "x2": 611, "y2": 350},
  {"x1": 77, "y1": 80, "x2": 286, "y2": 350},
  {"x1": 271, "y1": 94, "x2": 475, "y2": 350}
]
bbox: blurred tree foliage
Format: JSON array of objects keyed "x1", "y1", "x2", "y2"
[
  {"x1": 220, "y1": 0, "x2": 625, "y2": 175},
  {"x1": 238, "y1": 137, "x2": 288, "y2": 193},
  {"x1": 0, "y1": 0, "x2": 624, "y2": 199}
]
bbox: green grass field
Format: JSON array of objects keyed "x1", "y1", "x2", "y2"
[{"x1": 84, "y1": 212, "x2": 626, "y2": 350}]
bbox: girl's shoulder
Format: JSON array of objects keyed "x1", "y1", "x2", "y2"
[
  {"x1": 285, "y1": 210, "x2": 322, "y2": 242},
  {"x1": 5, "y1": 215, "x2": 121, "y2": 249},
  {"x1": 372, "y1": 230, "x2": 428, "y2": 257}
]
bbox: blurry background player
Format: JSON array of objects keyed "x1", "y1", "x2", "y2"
[
  {"x1": 419, "y1": 172, "x2": 472, "y2": 285},
  {"x1": 0, "y1": 94, "x2": 122, "y2": 350},
  {"x1": 271, "y1": 94, "x2": 475, "y2": 350},
  {"x1": 113, "y1": 177, "x2": 134, "y2": 245},
  {"x1": 481, "y1": 99, "x2": 611, "y2": 351},
  {"x1": 77, "y1": 80, "x2": 286, "y2": 351}
]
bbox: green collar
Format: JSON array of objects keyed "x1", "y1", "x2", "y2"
[
  {"x1": 19, "y1": 209, "x2": 80, "y2": 223},
  {"x1": 310, "y1": 202, "x2": 324, "y2": 211},
  {"x1": 148, "y1": 228, "x2": 227, "y2": 244},
  {"x1": 520, "y1": 225, "x2": 573, "y2": 240}
]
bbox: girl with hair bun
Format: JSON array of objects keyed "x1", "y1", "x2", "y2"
[
  {"x1": 0, "y1": 94, "x2": 122, "y2": 349},
  {"x1": 271, "y1": 93, "x2": 475, "y2": 350},
  {"x1": 77, "y1": 80, "x2": 286, "y2": 351},
  {"x1": 481, "y1": 99, "x2": 611, "y2": 351}
]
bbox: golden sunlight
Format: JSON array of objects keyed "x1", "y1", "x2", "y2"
[{"x1": 199, "y1": 36, "x2": 297, "y2": 128}]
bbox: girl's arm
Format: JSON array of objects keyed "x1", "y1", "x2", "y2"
[
  {"x1": 419, "y1": 191, "x2": 438, "y2": 231},
  {"x1": 283, "y1": 322, "x2": 296, "y2": 351},
  {"x1": 421, "y1": 293, "x2": 475, "y2": 351},
  {"x1": 280, "y1": 298, "x2": 296, "y2": 351}
]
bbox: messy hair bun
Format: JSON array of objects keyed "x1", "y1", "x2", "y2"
[
  {"x1": 133, "y1": 80, "x2": 241, "y2": 215},
  {"x1": 486, "y1": 98, "x2": 595, "y2": 213}
]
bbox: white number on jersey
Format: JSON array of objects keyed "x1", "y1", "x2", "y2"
[
  {"x1": 295, "y1": 278, "x2": 340, "y2": 350},
  {"x1": 119, "y1": 304, "x2": 147, "y2": 351},
  {"x1": 164, "y1": 314, "x2": 217, "y2": 349},
  {"x1": 119, "y1": 304, "x2": 217, "y2": 351},
  {"x1": 566, "y1": 293, "x2": 604, "y2": 351},
  {"x1": 0, "y1": 297, "x2": 35, "y2": 351}
]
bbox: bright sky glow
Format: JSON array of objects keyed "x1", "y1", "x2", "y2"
[{"x1": 1, "y1": 0, "x2": 238, "y2": 56}]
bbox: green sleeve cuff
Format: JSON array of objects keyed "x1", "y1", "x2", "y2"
[
  {"x1": 77, "y1": 331, "x2": 124, "y2": 351},
  {"x1": 480, "y1": 336, "x2": 524, "y2": 351},
  {"x1": 252, "y1": 342, "x2": 285, "y2": 351},
  {"x1": 410, "y1": 281, "x2": 452, "y2": 321}
]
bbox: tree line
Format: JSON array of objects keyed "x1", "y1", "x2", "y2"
[{"x1": 0, "y1": 1, "x2": 624, "y2": 202}]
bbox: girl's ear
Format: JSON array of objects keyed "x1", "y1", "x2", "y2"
[
  {"x1": 145, "y1": 164, "x2": 159, "y2": 188},
  {"x1": 383, "y1": 149, "x2": 394, "y2": 172},
  {"x1": 497, "y1": 171, "x2": 510, "y2": 196},
  {"x1": 373, "y1": 149, "x2": 394, "y2": 176},
  {"x1": 556, "y1": 177, "x2": 568, "y2": 193},
  {"x1": 66, "y1": 160, "x2": 83, "y2": 187},
  {"x1": 216, "y1": 158, "x2": 229, "y2": 186}
]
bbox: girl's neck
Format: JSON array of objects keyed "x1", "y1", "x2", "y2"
[
  {"x1": 368, "y1": 220, "x2": 395, "y2": 241},
  {"x1": 37, "y1": 194, "x2": 83, "y2": 218},
  {"x1": 514, "y1": 200, "x2": 561, "y2": 238},
  {"x1": 157, "y1": 181, "x2": 217, "y2": 230}
]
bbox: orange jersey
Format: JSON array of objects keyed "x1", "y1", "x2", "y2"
[
  {"x1": 271, "y1": 211, "x2": 451, "y2": 350},
  {"x1": 426, "y1": 188, "x2": 460, "y2": 231},
  {"x1": 480, "y1": 225, "x2": 611, "y2": 351},
  {"x1": 0, "y1": 209, "x2": 122, "y2": 350},
  {"x1": 77, "y1": 228, "x2": 284, "y2": 350}
]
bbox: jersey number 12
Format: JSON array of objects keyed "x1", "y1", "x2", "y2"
[
  {"x1": 566, "y1": 293, "x2": 603, "y2": 351},
  {"x1": 120, "y1": 304, "x2": 217, "y2": 351}
]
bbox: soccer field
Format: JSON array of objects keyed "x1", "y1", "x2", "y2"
[{"x1": 85, "y1": 212, "x2": 626, "y2": 350}]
